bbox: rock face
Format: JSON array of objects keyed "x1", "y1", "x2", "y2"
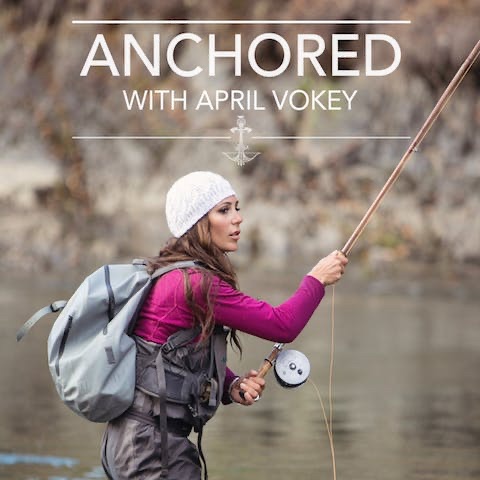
[{"x1": 0, "y1": 1, "x2": 479, "y2": 272}]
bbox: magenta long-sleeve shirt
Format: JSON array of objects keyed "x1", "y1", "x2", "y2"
[{"x1": 134, "y1": 269, "x2": 325, "y2": 398}]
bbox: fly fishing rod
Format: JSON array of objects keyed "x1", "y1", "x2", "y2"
[
  {"x1": 256, "y1": 39, "x2": 480, "y2": 387},
  {"x1": 341, "y1": 39, "x2": 480, "y2": 256}
]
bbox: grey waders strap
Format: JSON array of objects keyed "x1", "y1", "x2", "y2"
[
  {"x1": 195, "y1": 331, "x2": 227, "y2": 480},
  {"x1": 207, "y1": 334, "x2": 219, "y2": 407},
  {"x1": 155, "y1": 325, "x2": 203, "y2": 479},
  {"x1": 16, "y1": 301, "x2": 67, "y2": 342},
  {"x1": 197, "y1": 425, "x2": 208, "y2": 480},
  {"x1": 152, "y1": 325, "x2": 206, "y2": 479},
  {"x1": 156, "y1": 353, "x2": 169, "y2": 479},
  {"x1": 161, "y1": 326, "x2": 202, "y2": 354}
]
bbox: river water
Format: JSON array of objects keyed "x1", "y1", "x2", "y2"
[{"x1": 1, "y1": 264, "x2": 479, "y2": 480}]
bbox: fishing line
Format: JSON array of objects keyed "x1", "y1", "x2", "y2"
[
  {"x1": 329, "y1": 284, "x2": 335, "y2": 434},
  {"x1": 306, "y1": 285, "x2": 338, "y2": 480},
  {"x1": 309, "y1": 377, "x2": 336, "y2": 480}
]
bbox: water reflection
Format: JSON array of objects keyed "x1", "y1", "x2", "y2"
[
  {"x1": 0, "y1": 454, "x2": 78, "y2": 467},
  {"x1": 1, "y1": 267, "x2": 479, "y2": 480}
]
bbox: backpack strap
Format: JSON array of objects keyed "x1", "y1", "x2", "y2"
[
  {"x1": 150, "y1": 260, "x2": 199, "y2": 281},
  {"x1": 16, "y1": 300, "x2": 67, "y2": 342}
]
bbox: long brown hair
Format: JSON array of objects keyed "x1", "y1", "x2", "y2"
[{"x1": 147, "y1": 215, "x2": 242, "y2": 353}]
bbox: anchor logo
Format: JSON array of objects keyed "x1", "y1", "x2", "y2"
[{"x1": 223, "y1": 116, "x2": 260, "y2": 167}]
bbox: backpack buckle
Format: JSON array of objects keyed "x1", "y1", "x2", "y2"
[
  {"x1": 51, "y1": 301, "x2": 67, "y2": 313},
  {"x1": 132, "y1": 258, "x2": 147, "y2": 266}
]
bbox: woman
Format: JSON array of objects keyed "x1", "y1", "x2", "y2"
[{"x1": 102, "y1": 171, "x2": 348, "y2": 480}]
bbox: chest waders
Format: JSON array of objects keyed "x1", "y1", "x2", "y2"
[{"x1": 125, "y1": 325, "x2": 228, "y2": 479}]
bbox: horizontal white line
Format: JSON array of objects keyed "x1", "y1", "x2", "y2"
[
  {"x1": 72, "y1": 136, "x2": 231, "y2": 140},
  {"x1": 72, "y1": 19, "x2": 411, "y2": 25},
  {"x1": 253, "y1": 136, "x2": 411, "y2": 140},
  {"x1": 72, "y1": 135, "x2": 410, "y2": 141}
]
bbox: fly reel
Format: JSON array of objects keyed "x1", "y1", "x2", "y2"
[{"x1": 273, "y1": 349, "x2": 310, "y2": 388}]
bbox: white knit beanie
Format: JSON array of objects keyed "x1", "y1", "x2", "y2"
[{"x1": 166, "y1": 171, "x2": 236, "y2": 238}]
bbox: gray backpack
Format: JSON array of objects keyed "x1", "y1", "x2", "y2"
[{"x1": 17, "y1": 259, "x2": 197, "y2": 422}]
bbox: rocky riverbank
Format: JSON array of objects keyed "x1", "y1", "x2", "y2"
[{"x1": 1, "y1": 0, "x2": 479, "y2": 273}]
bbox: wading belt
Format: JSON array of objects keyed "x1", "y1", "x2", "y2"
[{"x1": 124, "y1": 409, "x2": 192, "y2": 437}]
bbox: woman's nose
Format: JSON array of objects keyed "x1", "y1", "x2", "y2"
[{"x1": 233, "y1": 211, "x2": 243, "y2": 224}]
